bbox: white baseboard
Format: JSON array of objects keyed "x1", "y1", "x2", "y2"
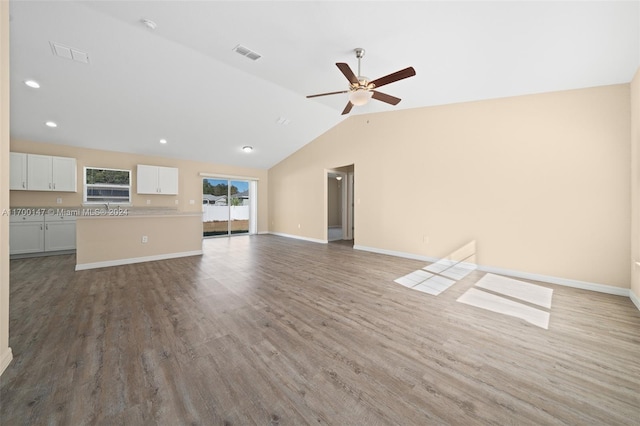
[
  {"x1": 75, "y1": 250, "x2": 203, "y2": 271},
  {"x1": 476, "y1": 264, "x2": 629, "y2": 297},
  {"x1": 353, "y1": 244, "x2": 631, "y2": 298},
  {"x1": 354, "y1": 245, "x2": 437, "y2": 262},
  {"x1": 269, "y1": 232, "x2": 327, "y2": 244},
  {"x1": 0, "y1": 347, "x2": 13, "y2": 376},
  {"x1": 630, "y1": 290, "x2": 640, "y2": 311}
]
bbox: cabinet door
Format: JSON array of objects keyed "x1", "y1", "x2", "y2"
[
  {"x1": 158, "y1": 166, "x2": 179, "y2": 195},
  {"x1": 52, "y1": 156, "x2": 77, "y2": 192},
  {"x1": 137, "y1": 164, "x2": 158, "y2": 194},
  {"x1": 10, "y1": 221, "x2": 45, "y2": 254},
  {"x1": 45, "y1": 219, "x2": 76, "y2": 251},
  {"x1": 10, "y1": 152, "x2": 27, "y2": 190},
  {"x1": 27, "y1": 154, "x2": 52, "y2": 191}
]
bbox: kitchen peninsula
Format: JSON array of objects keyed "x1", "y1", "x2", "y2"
[{"x1": 75, "y1": 208, "x2": 202, "y2": 271}]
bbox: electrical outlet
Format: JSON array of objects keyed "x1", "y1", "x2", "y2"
[
  {"x1": 189, "y1": 199, "x2": 195, "y2": 205},
  {"x1": 56, "y1": 198, "x2": 62, "y2": 204},
  {"x1": 141, "y1": 236, "x2": 148, "y2": 243},
  {"x1": 175, "y1": 199, "x2": 179, "y2": 204},
  {"x1": 146, "y1": 199, "x2": 151, "y2": 205},
  {"x1": 298, "y1": 224, "x2": 301, "y2": 229}
]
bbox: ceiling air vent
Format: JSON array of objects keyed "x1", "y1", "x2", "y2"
[
  {"x1": 233, "y1": 44, "x2": 261, "y2": 61},
  {"x1": 50, "y1": 41, "x2": 89, "y2": 64}
]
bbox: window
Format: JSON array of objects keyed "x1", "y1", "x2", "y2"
[{"x1": 84, "y1": 167, "x2": 131, "y2": 204}]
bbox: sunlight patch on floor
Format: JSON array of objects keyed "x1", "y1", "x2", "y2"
[
  {"x1": 394, "y1": 242, "x2": 477, "y2": 296},
  {"x1": 457, "y1": 273, "x2": 553, "y2": 329}
]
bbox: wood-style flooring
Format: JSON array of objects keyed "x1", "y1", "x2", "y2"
[{"x1": 1, "y1": 235, "x2": 639, "y2": 425}]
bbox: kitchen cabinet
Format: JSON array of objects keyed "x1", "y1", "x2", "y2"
[
  {"x1": 44, "y1": 215, "x2": 77, "y2": 251},
  {"x1": 10, "y1": 152, "x2": 27, "y2": 190},
  {"x1": 9, "y1": 215, "x2": 45, "y2": 254},
  {"x1": 9, "y1": 213, "x2": 76, "y2": 255},
  {"x1": 137, "y1": 164, "x2": 179, "y2": 195},
  {"x1": 27, "y1": 154, "x2": 77, "y2": 192}
]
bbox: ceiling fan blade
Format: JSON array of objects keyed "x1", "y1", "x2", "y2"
[
  {"x1": 371, "y1": 91, "x2": 401, "y2": 105},
  {"x1": 341, "y1": 102, "x2": 354, "y2": 115},
  {"x1": 336, "y1": 63, "x2": 359, "y2": 85},
  {"x1": 306, "y1": 90, "x2": 349, "y2": 99},
  {"x1": 369, "y1": 67, "x2": 416, "y2": 89}
]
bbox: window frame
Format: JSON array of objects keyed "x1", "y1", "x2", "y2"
[{"x1": 83, "y1": 166, "x2": 132, "y2": 205}]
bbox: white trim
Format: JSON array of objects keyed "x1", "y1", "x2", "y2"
[
  {"x1": 476, "y1": 264, "x2": 630, "y2": 297},
  {"x1": 199, "y1": 172, "x2": 259, "y2": 181},
  {"x1": 353, "y1": 244, "x2": 630, "y2": 297},
  {"x1": 75, "y1": 250, "x2": 203, "y2": 271},
  {"x1": 249, "y1": 180, "x2": 258, "y2": 235},
  {"x1": 631, "y1": 290, "x2": 640, "y2": 311},
  {"x1": 0, "y1": 347, "x2": 13, "y2": 376},
  {"x1": 354, "y1": 244, "x2": 437, "y2": 262},
  {"x1": 269, "y1": 232, "x2": 327, "y2": 244}
]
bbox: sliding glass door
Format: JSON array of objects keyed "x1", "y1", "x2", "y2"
[{"x1": 202, "y1": 178, "x2": 251, "y2": 237}]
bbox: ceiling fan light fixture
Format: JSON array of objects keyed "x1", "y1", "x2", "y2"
[{"x1": 349, "y1": 89, "x2": 373, "y2": 106}]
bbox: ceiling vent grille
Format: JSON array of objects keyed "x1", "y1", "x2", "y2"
[
  {"x1": 233, "y1": 44, "x2": 261, "y2": 61},
  {"x1": 50, "y1": 41, "x2": 89, "y2": 64}
]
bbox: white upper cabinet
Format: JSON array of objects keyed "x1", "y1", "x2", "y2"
[
  {"x1": 10, "y1": 152, "x2": 27, "y2": 190},
  {"x1": 27, "y1": 154, "x2": 52, "y2": 191},
  {"x1": 20, "y1": 153, "x2": 77, "y2": 192},
  {"x1": 137, "y1": 164, "x2": 179, "y2": 195},
  {"x1": 51, "y1": 156, "x2": 77, "y2": 192}
]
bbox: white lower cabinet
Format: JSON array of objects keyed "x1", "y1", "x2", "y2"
[
  {"x1": 9, "y1": 215, "x2": 45, "y2": 254},
  {"x1": 9, "y1": 214, "x2": 76, "y2": 255},
  {"x1": 44, "y1": 215, "x2": 76, "y2": 251}
]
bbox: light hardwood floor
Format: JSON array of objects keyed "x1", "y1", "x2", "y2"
[{"x1": 1, "y1": 235, "x2": 639, "y2": 425}]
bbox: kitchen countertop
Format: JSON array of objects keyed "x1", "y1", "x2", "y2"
[{"x1": 9, "y1": 206, "x2": 202, "y2": 219}]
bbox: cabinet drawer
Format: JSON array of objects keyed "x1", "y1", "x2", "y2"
[
  {"x1": 45, "y1": 215, "x2": 77, "y2": 223},
  {"x1": 10, "y1": 214, "x2": 45, "y2": 223}
]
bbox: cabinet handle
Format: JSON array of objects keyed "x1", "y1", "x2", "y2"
[
  {"x1": 45, "y1": 224, "x2": 48, "y2": 231},
  {"x1": 40, "y1": 224, "x2": 43, "y2": 230},
  {"x1": 22, "y1": 182, "x2": 25, "y2": 188},
  {"x1": 53, "y1": 183, "x2": 56, "y2": 189},
  {"x1": 49, "y1": 183, "x2": 52, "y2": 189}
]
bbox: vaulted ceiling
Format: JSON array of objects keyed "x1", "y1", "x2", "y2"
[{"x1": 9, "y1": 1, "x2": 640, "y2": 169}]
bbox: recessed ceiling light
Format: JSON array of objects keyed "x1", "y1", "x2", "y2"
[
  {"x1": 24, "y1": 80, "x2": 40, "y2": 88},
  {"x1": 242, "y1": 146, "x2": 253, "y2": 153},
  {"x1": 159, "y1": 139, "x2": 167, "y2": 144},
  {"x1": 141, "y1": 19, "x2": 157, "y2": 30},
  {"x1": 45, "y1": 121, "x2": 57, "y2": 128}
]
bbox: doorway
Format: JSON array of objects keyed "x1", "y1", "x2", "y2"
[
  {"x1": 327, "y1": 165, "x2": 354, "y2": 244},
  {"x1": 202, "y1": 178, "x2": 253, "y2": 237}
]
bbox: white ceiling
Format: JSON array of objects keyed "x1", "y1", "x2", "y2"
[{"x1": 9, "y1": 1, "x2": 640, "y2": 169}]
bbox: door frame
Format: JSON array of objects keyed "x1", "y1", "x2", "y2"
[
  {"x1": 202, "y1": 176, "x2": 255, "y2": 238},
  {"x1": 325, "y1": 165, "x2": 354, "y2": 242}
]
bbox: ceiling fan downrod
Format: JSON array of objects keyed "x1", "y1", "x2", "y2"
[{"x1": 354, "y1": 48, "x2": 365, "y2": 82}]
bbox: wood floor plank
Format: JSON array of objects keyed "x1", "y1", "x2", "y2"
[{"x1": 1, "y1": 235, "x2": 639, "y2": 425}]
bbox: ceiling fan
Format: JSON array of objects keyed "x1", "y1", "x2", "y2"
[{"x1": 307, "y1": 48, "x2": 416, "y2": 115}]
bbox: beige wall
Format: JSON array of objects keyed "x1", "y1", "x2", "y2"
[
  {"x1": 631, "y1": 68, "x2": 640, "y2": 303},
  {"x1": 10, "y1": 139, "x2": 269, "y2": 232},
  {"x1": 269, "y1": 84, "x2": 631, "y2": 288},
  {"x1": 0, "y1": 0, "x2": 12, "y2": 375}
]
